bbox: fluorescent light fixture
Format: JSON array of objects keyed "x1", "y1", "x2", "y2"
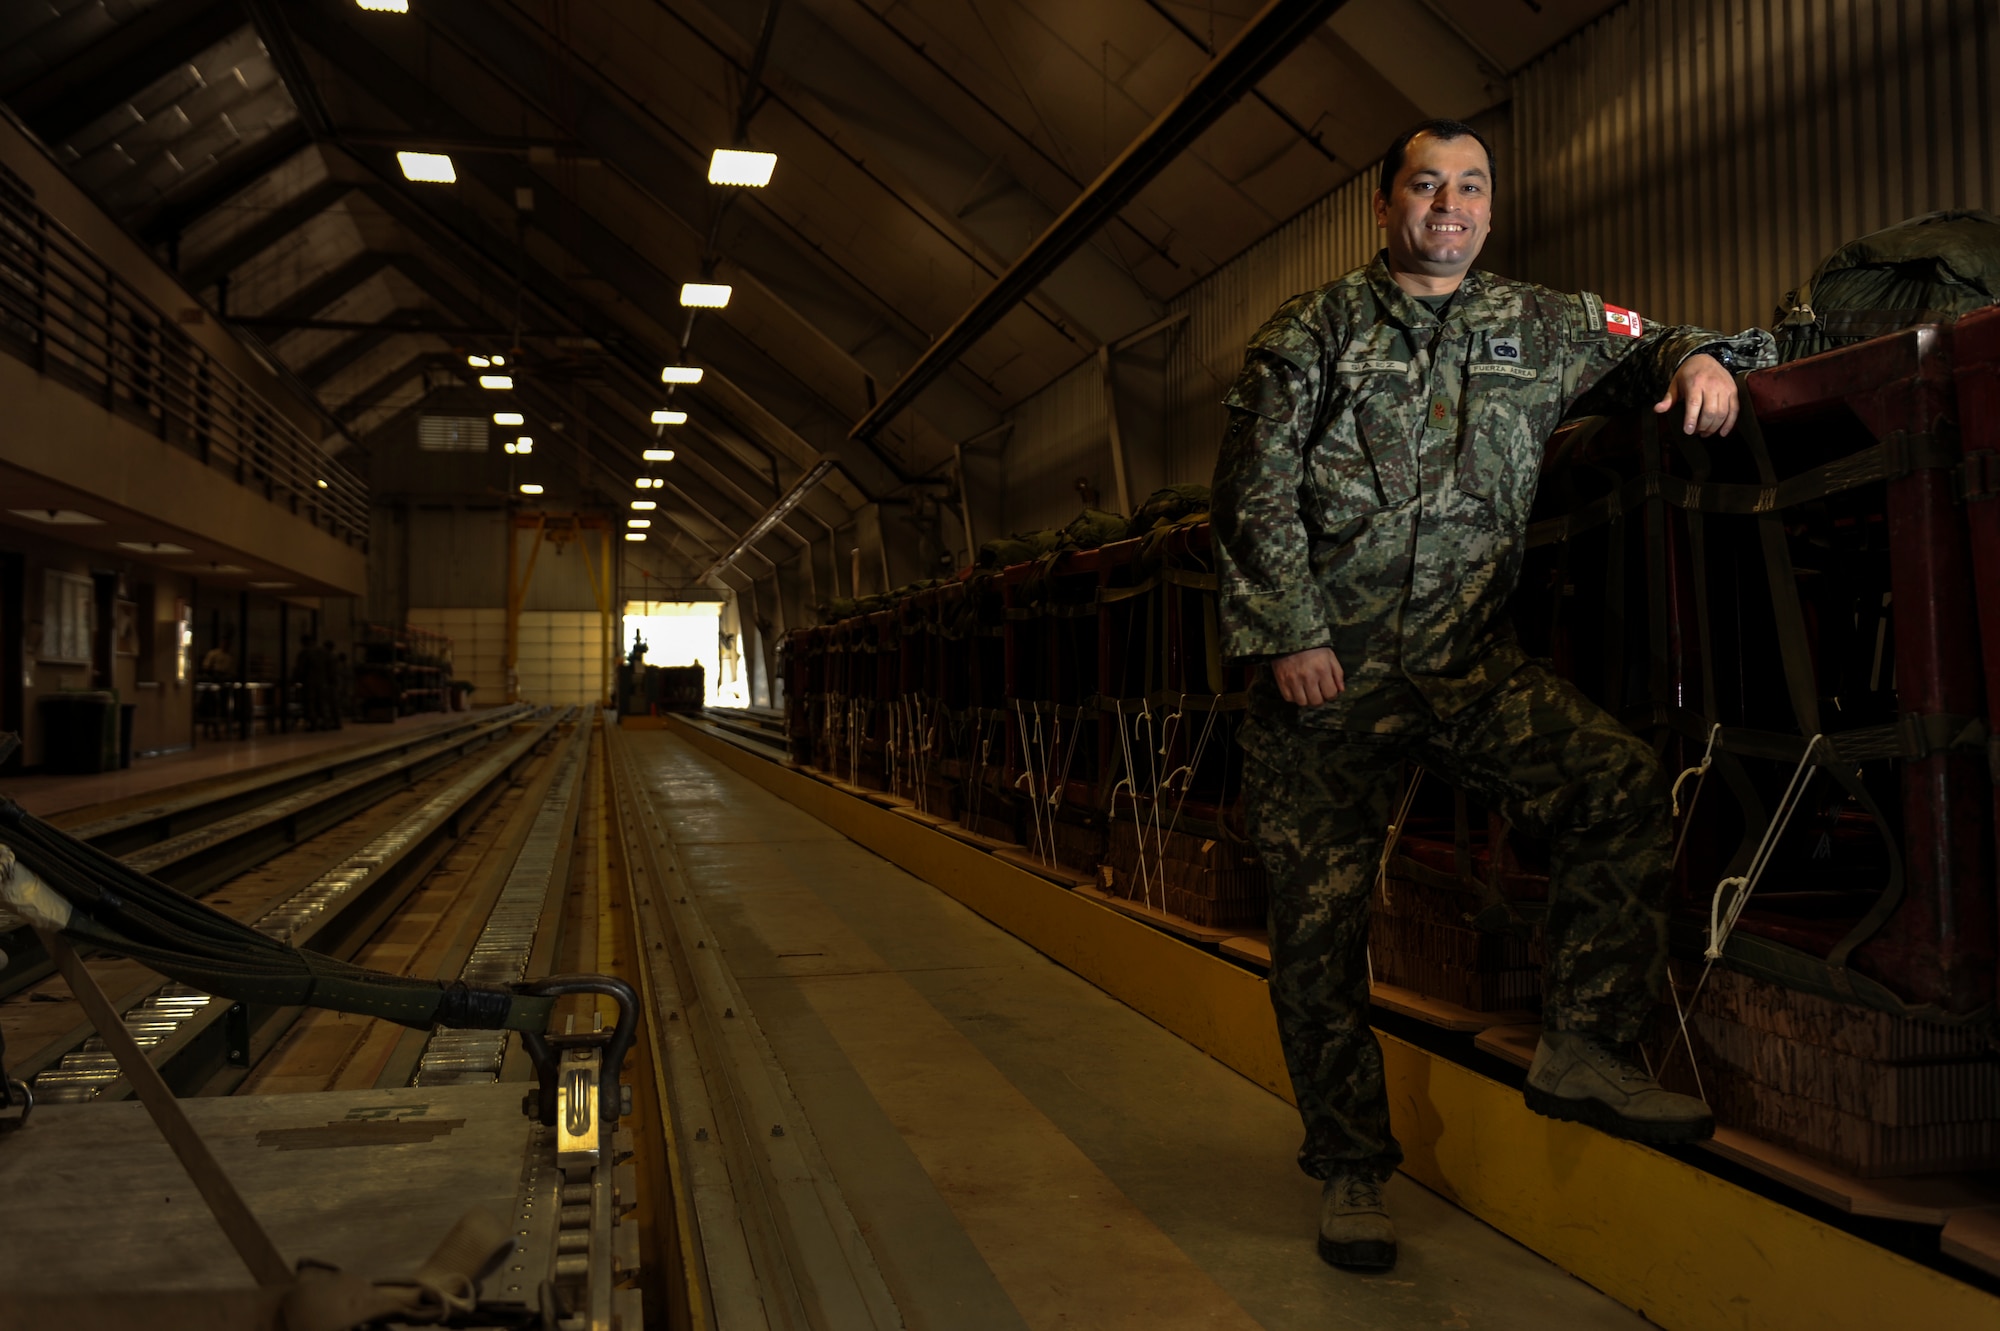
[
  {"x1": 520, "y1": 483, "x2": 544, "y2": 495},
  {"x1": 679, "y1": 283, "x2": 731, "y2": 308},
  {"x1": 660, "y1": 365, "x2": 703, "y2": 384},
  {"x1": 479, "y1": 375, "x2": 513, "y2": 390},
  {"x1": 708, "y1": 149, "x2": 777, "y2": 187},
  {"x1": 651, "y1": 410, "x2": 687, "y2": 425},
  {"x1": 642, "y1": 448, "x2": 675, "y2": 462},
  {"x1": 491, "y1": 354, "x2": 506, "y2": 366},
  {"x1": 467, "y1": 354, "x2": 491, "y2": 368},
  {"x1": 9, "y1": 508, "x2": 102, "y2": 525},
  {"x1": 625, "y1": 532, "x2": 648, "y2": 541},
  {"x1": 516, "y1": 436, "x2": 533, "y2": 451},
  {"x1": 249, "y1": 581, "x2": 294, "y2": 589},
  {"x1": 397, "y1": 151, "x2": 456, "y2": 183},
  {"x1": 356, "y1": 0, "x2": 409, "y2": 11},
  {"x1": 503, "y1": 442, "x2": 515, "y2": 453},
  {"x1": 631, "y1": 500, "x2": 657, "y2": 510},
  {"x1": 494, "y1": 411, "x2": 525, "y2": 426},
  {"x1": 315, "y1": 478, "x2": 329, "y2": 488},
  {"x1": 117, "y1": 540, "x2": 192, "y2": 555},
  {"x1": 628, "y1": 519, "x2": 652, "y2": 528}
]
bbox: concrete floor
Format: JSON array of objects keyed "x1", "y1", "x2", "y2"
[{"x1": 626, "y1": 732, "x2": 1651, "y2": 1331}]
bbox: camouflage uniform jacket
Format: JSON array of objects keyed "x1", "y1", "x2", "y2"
[{"x1": 1213, "y1": 252, "x2": 1776, "y2": 721}]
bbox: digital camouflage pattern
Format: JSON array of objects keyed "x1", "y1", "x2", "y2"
[
  {"x1": 1211, "y1": 253, "x2": 1776, "y2": 716},
  {"x1": 1242, "y1": 666, "x2": 1673, "y2": 1181},
  {"x1": 1213, "y1": 252, "x2": 1776, "y2": 1181}
]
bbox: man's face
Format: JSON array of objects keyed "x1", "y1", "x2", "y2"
[{"x1": 1372, "y1": 132, "x2": 1492, "y2": 280}]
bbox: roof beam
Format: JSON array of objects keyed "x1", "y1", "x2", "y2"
[
  {"x1": 7, "y1": 0, "x2": 247, "y2": 142},
  {"x1": 182, "y1": 179, "x2": 356, "y2": 291},
  {"x1": 249, "y1": 251, "x2": 394, "y2": 326},
  {"x1": 135, "y1": 123, "x2": 314, "y2": 243},
  {"x1": 851, "y1": 0, "x2": 1350, "y2": 443}
]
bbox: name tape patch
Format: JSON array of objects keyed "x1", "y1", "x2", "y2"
[
  {"x1": 1468, "y1": 363, "x2": 1537, "y2": 379},
  {"x1": 1604, "y1": 304, "x2": 1645, "y2": 338},
  {"x1": 1336, "y1": 358, "x2": 1410, "y2": 375}
]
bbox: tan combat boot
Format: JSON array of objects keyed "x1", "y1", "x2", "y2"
[
  {"x1": 1524, "y1": 1029, "x2": 1715, "y2": 1145},
  {"x1": 1318, "y1": 1173, "x2": 1397, "y2": 1272}
]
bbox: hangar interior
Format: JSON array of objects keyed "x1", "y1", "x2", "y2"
[{"x1": 0, "y1": 1, "x2": 1997, "y2": 1329}]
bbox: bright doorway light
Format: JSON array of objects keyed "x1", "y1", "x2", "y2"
[
  {"x1": 679, "y1": 283, "x2": 731, "y2": 308},
  {"x1": 708, "y1": 149, "x2": 777, "y2": 187},
  {"x1": 660, "y1": 366, "x2": 703, "y2": 384},
  {"x1": 623, "y1": 600, "x2": 738, "y2": 706},
  {"x1": 397, "y1": 151, "x2": 456, "y2": 183}
]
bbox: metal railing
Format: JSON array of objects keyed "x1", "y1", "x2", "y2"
[{"x1": 0, "y1": 173, "x2": 368, "y2": 550}]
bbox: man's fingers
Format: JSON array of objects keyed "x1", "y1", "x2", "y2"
[
  {"x1": 1683, "y1": 386, "x2": 1703, "y2": 435},
  {"x1": 1653, "y1": 391, "x2": 1676, "y2": 415},
  {"x1": 1720, "y1": 396, "x2": 1740, "y2": 437}
]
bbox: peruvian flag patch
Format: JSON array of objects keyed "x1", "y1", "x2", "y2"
[{"x1": 1604, "y1": 303, "x2": 1645, "y2": 338}]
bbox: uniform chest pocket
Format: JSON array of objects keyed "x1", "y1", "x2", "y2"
[
  {"x1": 1457, "y1": 332, "x2": 1558, "y2": 525},
  {"x1": 1321, "y1": 380, "x2": 1418, "y2": 511}
]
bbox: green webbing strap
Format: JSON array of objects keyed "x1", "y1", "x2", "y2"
[
  {"x1": 1096, "y1": 576, "x2": 1160, "y2": 604},
  {"x1": 1526, "y1": 427, "x2": 1962, "y2": 549},
  {"x1": 1163, "y1": 568, "x2": 1219, "y2": 591},
  {"x1": 62, "y1": 916, "x2": 560, "y2": 1032},
  {"x1": 1736, "y1": 398, "x2": 1824, "y2": 736}
]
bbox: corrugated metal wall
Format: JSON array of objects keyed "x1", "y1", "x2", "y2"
[
  {"x1": 1513, "y1": 0, "x2": 1999, "y2": 333},
  {"x1": 995, "y1": 0, "x2": 1996, "y2": 525},
  {"x1": 999, "y1": 357, "x2": 1109, "y2": 536},
  {"x1": 1163, "y1": 169, "x2": 1387, "y2": 487}
]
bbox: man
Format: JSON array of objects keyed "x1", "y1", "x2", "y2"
[{"x1": 1210, "y1": 120, "x2": 1775, "y2": 1274}]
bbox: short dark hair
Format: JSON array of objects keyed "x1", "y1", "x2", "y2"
[{"x1": 1377, "y1": 119, "x2": 1495, "y2": 200}]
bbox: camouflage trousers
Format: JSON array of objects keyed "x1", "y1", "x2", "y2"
[{"x1": 1240, "y1": 660, "x2": 1672, "y2": 1182}]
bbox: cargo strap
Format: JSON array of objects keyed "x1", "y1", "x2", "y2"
[
  {"x1": 1526, "y1": 428, "x2": 1962, "y2": 549},
  {"x1": 1957, "y1": 449, "x2": 2000, "y2": 502}
]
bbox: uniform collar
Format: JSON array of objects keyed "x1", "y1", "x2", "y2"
[{"x1": 1365, "y1": 251, "x2": 1494, "y2": 330}]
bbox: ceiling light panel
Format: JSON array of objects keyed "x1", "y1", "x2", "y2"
[
  {"x1": 520, "y1": 483, "x2": 544, "y2": 495},
  {"x1": 628, "y1": 520, "x2": 651, "y2": 528},
  {"x1": 642, "y1": 449, "x2": 675, "y2": 462},
  {"x1": 631, "y1": 500, "x2": 657, "y2": 510},
  {"x1": 625, "y1": 532, "x2": 648, "y2": 541},
  {"x1": 651, "y1": 410, "x2": 687, "y2": 425},
  {"x1": 493, "y1": 412, "x2": 524, "y2": 426},
  {"x1": 397, "y1": 151, "x2": 456, "y2": 183},
  {"x1": 709, "y1": 149, "x2": 777, "y2": 187},
  {"x1": 356, "y1": 0, "x2": 409, "y2": 10},
  {"x1": 679, "y1": 283, "x2": 731, "y2": 308},
  {"x1": 660, "y1": 366, "x2": 703, "y2": 384},
  {"x1": 479, "y1": 375, "x2": 513, "y2": 390}
]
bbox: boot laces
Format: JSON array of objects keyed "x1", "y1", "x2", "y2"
[
  {"x1": 1583, "y1": 1035, "x2": 1649, "y2": 1086},
  {"x1": 1339, "y1": 1176, "x2": 1384, "y2": 1210}
]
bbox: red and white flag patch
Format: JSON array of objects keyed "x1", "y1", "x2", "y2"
[{"x1": 1604, "y1": 303, "x2": 1645, "y2": 338}]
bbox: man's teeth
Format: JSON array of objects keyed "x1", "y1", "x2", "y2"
[{"x1": 1429, "y1": 223, "x2": 1465, "y2": 231}]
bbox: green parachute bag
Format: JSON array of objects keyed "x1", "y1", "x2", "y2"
[{"x1": 1773, "y1": 209, "x2": 2000, "y2": 362}]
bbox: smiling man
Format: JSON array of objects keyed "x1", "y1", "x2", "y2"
[{"x1": 1210, "y1": 120, "x2": 1775, "y2": 1274}]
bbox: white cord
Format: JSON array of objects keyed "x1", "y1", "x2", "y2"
[{"x1": 1705, "y1": 734, "x2": 1822, "y2": 960}]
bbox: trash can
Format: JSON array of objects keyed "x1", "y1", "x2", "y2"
[{"x1": 38, "y1": 691, "x2": 120, "y2": 774}]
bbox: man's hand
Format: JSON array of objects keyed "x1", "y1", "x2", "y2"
[
  {"x1": 1654, "y1": 352, "x2": 1739, "y2": 436},
  {"x1": 1271, "y1": 646, "x2": 1346, "y2": 706}
]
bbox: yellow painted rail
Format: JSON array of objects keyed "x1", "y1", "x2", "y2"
[{"x1": 666, "y1": 718, "x2": 1999, "y2": 1331}]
